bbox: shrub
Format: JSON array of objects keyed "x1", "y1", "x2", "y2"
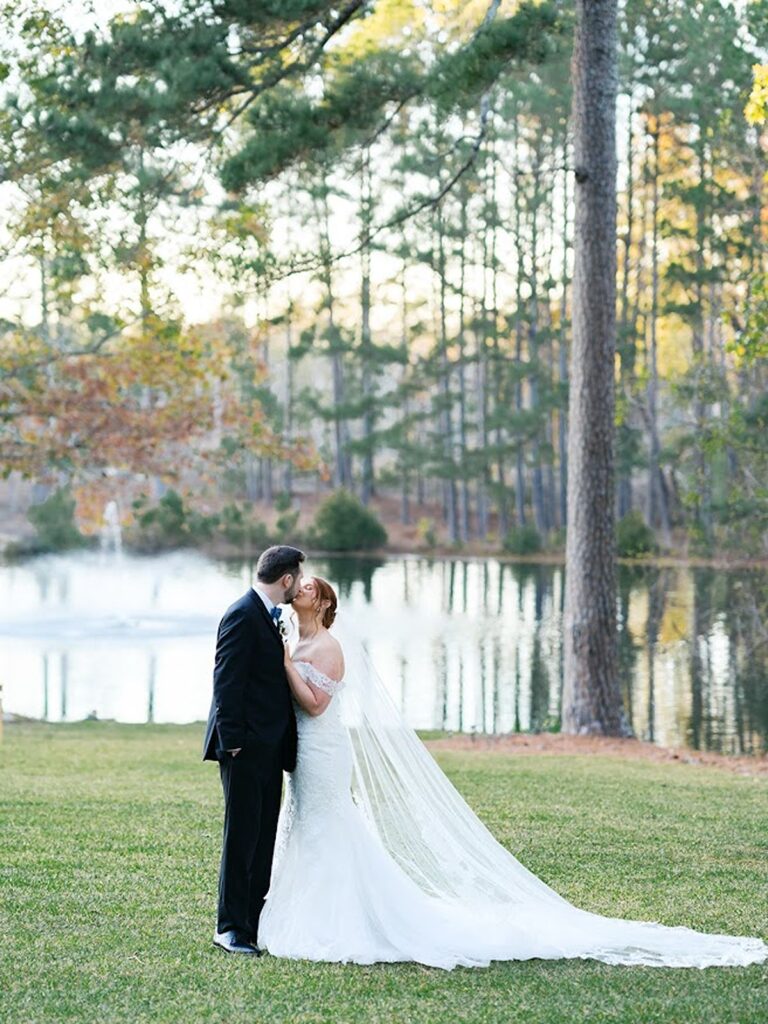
[
  {"x1": 27, "y1": 488, "x2": 86, "y2": 551},
  {"x1": 417, "y1": 517, "x2": 437, "y2": 549},
  {"x1": 616, "y1": 509, "x2": 655, "y2": 557},
  {"x1": 187, "y1": 507, "x2": 219, "y2": 542},
  {"x1": 310, "y1": 490, "x2": 387, "y2": 551},
  {"x1": 219, "y1": 503, "x2": 270, "y2": 548},
  {"x1": 219, "y1": 503, "x2": 247, "y2": 545},
  {"x1": 503, "y1": 524, "x2": 542, "y2": 555},
  {"x1": 133, "y1": 490, "x2": 218, "y2": 550},
  {"x1": 274, "y1": 491, "x2": 301, "y2": 540}
]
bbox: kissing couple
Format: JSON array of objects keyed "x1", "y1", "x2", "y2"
[{"x1": 203, "y1": 545, "x2": 766, "y2": 970}]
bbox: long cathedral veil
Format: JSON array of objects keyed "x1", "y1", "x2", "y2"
[
  {"x1": 332, "y1": 614, "x2": 566, "y2": 907},
  {"x1": 328, "y1": 614, "x2": 767, "y2": 968}
]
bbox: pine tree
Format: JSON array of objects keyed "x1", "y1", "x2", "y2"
[{"x1": 562, "y1": 0, "x2": 627, "y2": 736}]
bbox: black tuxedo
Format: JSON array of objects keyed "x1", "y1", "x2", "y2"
[{"x1": 203, "y1": 589, "x2": 297, "y2": 939}]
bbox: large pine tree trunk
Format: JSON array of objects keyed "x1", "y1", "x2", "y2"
[{"x1": 562, "y1": 0, "x2": 628, "y2": 736}]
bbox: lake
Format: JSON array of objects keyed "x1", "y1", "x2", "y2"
[{"x1": 1, "y1": 551, "x2": 766, "y2": 754}]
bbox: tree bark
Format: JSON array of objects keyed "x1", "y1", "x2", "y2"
[{"x1": 562, "y1": 0, "x2": 628, "y2": 736}]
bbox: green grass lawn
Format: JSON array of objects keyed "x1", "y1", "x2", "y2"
[{"x1": 1, "y1": 722, "x2": 766, "y2": 1024}]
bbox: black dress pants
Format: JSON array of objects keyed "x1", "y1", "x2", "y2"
[{"x1": 217, "y1": 745, "x2": 283, "y2": 939}]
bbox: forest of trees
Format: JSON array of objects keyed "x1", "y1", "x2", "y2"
[{"x1": 1, "y1": 0, "x2": 767, "y2": 559}]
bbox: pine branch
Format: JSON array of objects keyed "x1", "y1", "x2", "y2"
[{"x1": 213, "y1": 1, "x2": 369, "y2": 136}]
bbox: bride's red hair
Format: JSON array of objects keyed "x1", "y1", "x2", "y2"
[{"x1": 312, "y1": 576, "x2": 338, "y2": 628}]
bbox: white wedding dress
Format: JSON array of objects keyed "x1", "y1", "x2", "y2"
[{"x1": 258, "y1": 654, "x2": 767, "y2": 970}]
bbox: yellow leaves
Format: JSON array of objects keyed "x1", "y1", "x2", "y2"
[
  {"x1": 340, "y1": 0, "x2": 425, "y2": 59},
  {"x1": 657, "y1": 317, "x2": 690, "y2": 377},
  {"x1": 222, "y1": 206, "x2": 269, "y2": 245},
  {"x1": 429, "y1": 0, "x2": 515, "y2": 39},
  {"x1": 333, "y1": 0, "x2": 514, "y2": 63},
  {"x1": 745, "y1": 64, "x2": 768, "y2": 126}
]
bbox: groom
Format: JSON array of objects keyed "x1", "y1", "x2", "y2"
[{"x1": 203, "y1": 544, "x2": 304, "y2": 955}]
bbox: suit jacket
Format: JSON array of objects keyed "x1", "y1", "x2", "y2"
[{"x1": 202, "y1": 589, "x2": 297, "y2": 771}]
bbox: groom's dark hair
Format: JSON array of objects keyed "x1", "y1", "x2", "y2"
[{"x1": 256, "y1": 545, "x2": 305, "y2": 583}]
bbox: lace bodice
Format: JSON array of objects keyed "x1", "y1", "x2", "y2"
[
  {"x1": 293, "y1": 659, "x2": 345, "y2": 696},
  {"x1": 270, "y1": 655, "x2": 352, "y2": 868}
]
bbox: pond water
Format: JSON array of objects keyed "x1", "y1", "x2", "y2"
[{"x1": 1, "y1": 551, "x2": 766, "y2": 754}]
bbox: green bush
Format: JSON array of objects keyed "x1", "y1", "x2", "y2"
[
  {"x1": 219, "y1": 503, "x2": 246, "y2": 545},
  {"x1": 219, "y1": 503, "x2": 270, "y2": 548},
  {"x1": 503, "y1": 524, "x2": 542, "y2": 555},
  {"x1": 417, "y1": 517, "x2": 437, "y2": 549},
  {"x1": 310, "y1": 489, "x2": 387, "y2": 551},
  {"x1": 26, "y1": 488, "x2": 87, "y2": 552},
  {"x1": 133, "y1": 490, "x2": 218, "y2": 550},
  {"x1": 616, "y1": 509, "x2": 655, "y2": 557},
  {"x1": 274, "y1": 491, "x2": 301, "y2": 539}
]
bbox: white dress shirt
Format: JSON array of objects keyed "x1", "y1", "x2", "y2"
[{"x1": 252, "y1": 586, "x2": 276, "y2": 616}]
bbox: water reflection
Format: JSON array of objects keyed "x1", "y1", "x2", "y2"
[{"x1": 0, "y1": 552, "x2": 766, "y2": 754}]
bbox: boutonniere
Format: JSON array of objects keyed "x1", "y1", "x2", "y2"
[{"x1": 277, "y1": 617, "x2": 289, "y2": 643}]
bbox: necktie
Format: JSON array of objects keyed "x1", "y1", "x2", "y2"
[{"x1": 270, "y1": 605, "x2": 283, "y2": 625}]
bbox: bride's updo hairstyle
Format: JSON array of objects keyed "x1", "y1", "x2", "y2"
[{"x1": 312, "y1": 576, "x2": 337, "y2": 629}]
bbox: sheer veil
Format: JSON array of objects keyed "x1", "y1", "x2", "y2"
[
  {"x1": 326, "y1": 613, "x2": 767, "y2": 968},
  {"x1": 331, "y1": 613, "x2": 566, "y2": 907}
]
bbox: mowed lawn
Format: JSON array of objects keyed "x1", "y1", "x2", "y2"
[{"x1": 1, "y1": 722, "x2": 766, "y2": 1024}]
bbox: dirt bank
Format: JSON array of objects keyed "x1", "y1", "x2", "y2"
[{"x1": 425, "y1": 732, "x2": 768, "y2": 777}]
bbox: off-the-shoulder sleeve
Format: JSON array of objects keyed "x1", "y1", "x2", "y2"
[{"x1": 293, "y1": 660, "x2": 344, "y2": 696}]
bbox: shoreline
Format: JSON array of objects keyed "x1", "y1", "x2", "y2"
[{"x1": 3, "y1": 539, "x2": 768, "y2": 572}]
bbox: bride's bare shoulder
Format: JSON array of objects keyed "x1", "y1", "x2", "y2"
[{"x1": 312, "y1": 632, "x2": 345, "y2": 681}]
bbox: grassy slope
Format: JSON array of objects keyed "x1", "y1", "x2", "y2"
[{"x1": 0, "y1": 722, "x2": 765, "y2": 1024}]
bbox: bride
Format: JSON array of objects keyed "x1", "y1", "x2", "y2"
[{"x1": 258, "y1": 576, "x2": 767, "y2": 970}]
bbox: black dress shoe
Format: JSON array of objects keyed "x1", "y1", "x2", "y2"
[{"x1": 213, "y1": 929, "x2": 261, "y2": 955}]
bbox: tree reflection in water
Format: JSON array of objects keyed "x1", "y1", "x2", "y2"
[{"x1": 1, "y1": 553, "x2": 765, "y2": 753}]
